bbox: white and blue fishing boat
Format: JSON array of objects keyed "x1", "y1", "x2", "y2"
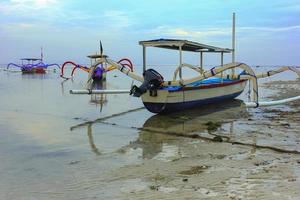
[
  {"x1": 70, "y1": 13, "x2": 300, "y2": 114},
  {"x1": 132, "y1": 38, "x2": 247, "y2": 113}
]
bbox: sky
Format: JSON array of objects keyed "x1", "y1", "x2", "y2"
[{"x1": 0, "y1": 0, "x2": 300, "y2": 66}]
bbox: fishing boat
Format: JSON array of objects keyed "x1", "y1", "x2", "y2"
[
  {"x1": 7, "y1": 58, "x2": 60, "y2": 74},
  {"x1": 60, "y1": 42, "x2": 134, "y2": 82},
  {"x1": 132, "y1": 38, "x2": 248, "y2": 113},
  {"x1": 6, "y1": 49, "x2": 60, "y2": 74},
  {"x1": 70, "y1": 13, "x2": 300, "y2": 114}
]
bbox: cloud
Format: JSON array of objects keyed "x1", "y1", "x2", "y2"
[
  {"x1": 240, "y1": 25, "x2": 300, "y2": 32},
  {"x1": 0, "y1": 0, "x2": 62, "y2": 27},
  {"x1": 273, "y1": 1, "x2": 300, "y2": 12},
  {"x1": 103, "y1": 10, "x2": 132, "y2": 28},
  {"x1": 148, "y1": 26, "x2": 231, "y2": 40},
  {"x1": 4, "y1": 22, "x2": 35, "y2": 30},
  {"x1": 0, "y1": 1, "x2": 133, "y2": 31},
  {"x1": 0, "y1": 0, "x2": 59, "y2": 14},
  {"x1": 147, "y1": 25, "x2": 300, "y2": 41}
]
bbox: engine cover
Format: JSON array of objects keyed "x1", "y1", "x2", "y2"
[{"x1": 130, "y1": 69, "x2": 164, "y2": 97}]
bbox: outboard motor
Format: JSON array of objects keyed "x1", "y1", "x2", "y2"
[{"x1": 130, "y1": 69, "x2": 164, "y2": 97}]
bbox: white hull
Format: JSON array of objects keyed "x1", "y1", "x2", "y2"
[{"x1": 142, "y1": 80, "x2": 247, "y2": 113}]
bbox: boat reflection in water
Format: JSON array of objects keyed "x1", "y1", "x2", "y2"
[
  {"x1": 21, "y1": 73, "x2": 48, "y2": 80},
  {"x1": 60, "y1": 78, "x2": 108, "y2": 110},
  {"x1": 71, "y1": 99, "x2": 249, "y2": 158},
  {"x1": 89, "y1": 80, "x2": 107, "y2": 110},
  {"x1": 86, "y1": 123, "x2": 102, "y2": 155},
  {"x1": 121, "y1": 99, "x2": 249, "y2": 159}
]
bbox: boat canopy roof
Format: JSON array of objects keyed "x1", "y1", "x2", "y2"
[
  {"x1": 87, "y1": 54, "x2": 108, "y2": 59},
  {"x1": 20, "y1": 58, "x2": 42, "y2": 61},
  {"x1": 139, "y1": 39, "x2": 232, "y2": 53}
]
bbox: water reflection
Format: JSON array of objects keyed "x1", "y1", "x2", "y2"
[
  {"x1": 21, "y1": 73, "x2": 48, "y2": 79},
  {"x1": 71, "y1": 100, "x2": 249, "y2": 158},
  {"x1": 141, "y1": 99, "x2": 248, "y2": 135},
  {"x1": 89, "y1": 80, "x2": 107, "y2": 110},
  {"x1": 126, "y1": 100, "x2": 249, "y2": 159},
  {"x1": 87, "y1": 123, "x2": 102, "y2": 155},
  {"x1": 60, "y1": 79, "x2": 108, "y2": 110},
  {"x1": 60, "y1": 78, "x2": 71, "y2": 95}
]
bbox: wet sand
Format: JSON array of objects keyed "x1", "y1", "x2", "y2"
[
  {"x1": 107, "y1": 79, "x2": 300, "y2": 200},
  {"x1": 0, "y1": 67, "x2": 299, "y2": 199}
]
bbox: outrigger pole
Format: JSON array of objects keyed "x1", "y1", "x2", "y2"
[
  {"x1": 245, "y1": 95, "x2": 300, "y2": 108},
  {"x1": 71, "y1": 89, "x2": 130, "y2": 94}
]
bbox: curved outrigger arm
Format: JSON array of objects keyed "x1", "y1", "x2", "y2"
[
  {"x1": 241, "y1": 66, "x2": 300, "y2": 107},
  {"x1": 71, "y1": 65, "x2": 90, "y2": 76},
  {"x1": 101, "y1": 58, "x2": 256, "y2": 87},
  {"x1": 102, "y1": 58, "x2": 144, "y2": 82},
  {"x1": 61, "y1": 61, "x2": 78, "y2": 78},
  {"x1": 61, "y1": 61, "x2": 89, "y2": 79},
  {"x1": 34, "y1": 62, "x2": 60, "y2": 70},
  {"x1": 86, "y1": 58, "x2": 134, "y2": 89},
  {"x1": 173, "y1": 63, "x2": 204, "y2": 81},
  {"x1": 46, "y1": 63, "x2": 61, "y2": 69},
  {"x1": 7, "y1": 63, "x2": 22, "y2": 69},
  {"x1": 213, "y1": 66, "x2": 300, "y2": 80},
  {"x1": 173, "y1": 64, "x2": 300, "y2": 106},
  {"x1": 255, "y1": 66, "x2": 300, "y2": 78}
]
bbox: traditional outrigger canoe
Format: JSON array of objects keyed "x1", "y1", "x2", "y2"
[
  {"x1": 60, "y1": 42, "x2": 133, "y2": 83},
  {"x1": 7, "y1": 58, "x2": 60, "y2": 74},
  {"x1": 70, "y1": 13, "x2": 300, "y2": 114},
  {"x1": 7, "y1": 49, "x2": 60, "y2": 73}
]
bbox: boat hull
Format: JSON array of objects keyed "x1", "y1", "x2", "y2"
[
  {"x1": 22, "y1": 67, "x2": 46, "y2": 74},
  {"x1": 142, "y1": 80, "x2": 247, "y2": 114}
]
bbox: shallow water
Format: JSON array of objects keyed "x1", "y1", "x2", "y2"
[{"x1": 0, "y1": 66, "x2": 299, "y2": 199}]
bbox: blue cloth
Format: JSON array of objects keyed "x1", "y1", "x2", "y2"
[{"x1": 162, "y1": 78, "x2": 235, "y2": 91}]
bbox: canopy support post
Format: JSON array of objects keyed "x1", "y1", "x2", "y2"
[
  {"x1": 221, "y1": 52, "x2": 224, "y2": 82},
  {"x1": 200, "y1": 52, "x2": 203, "y2": 73},
  {"x1": 231, "y1": 12, "x2": 236, "y2": 78},
  {"x1": 143, "y1": 45, "x2": 146, "y2": 73},
  {"x1": 179, "y1": 45, "x2": 182, "y2": 80}
]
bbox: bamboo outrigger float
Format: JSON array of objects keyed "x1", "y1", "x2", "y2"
[
  {"x1": 70, "y1": 13, "x2": 300, "y2": 114},
  {"x1": 6, "y1": 48, "x2": 60, "y2": 73}
]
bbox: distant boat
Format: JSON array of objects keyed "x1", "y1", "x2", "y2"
[
  {"x1": 7, "y1": 48, "x2": 60, "y2": 74},
  {"x1": 60, "y1": 42, "x2": 133, "y2": 82}
]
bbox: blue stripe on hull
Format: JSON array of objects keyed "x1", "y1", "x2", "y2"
[{"x1": 143, "y1": 91, "x2": 243, "y2": 114}]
